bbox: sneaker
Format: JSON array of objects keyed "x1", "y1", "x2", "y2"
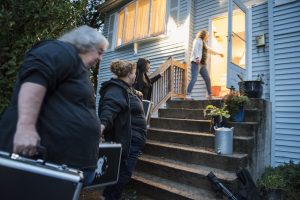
[{"x1": 185, "y1": 94, "x2": 193, "y2": 100}]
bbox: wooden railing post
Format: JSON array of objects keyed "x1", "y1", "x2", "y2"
[{"x1": 170, "y1": 57, "x2": 174, "y2": 95}]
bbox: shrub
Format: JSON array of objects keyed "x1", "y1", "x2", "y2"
[
  {"x1": 0, "y1": 0, "x2": 87, "y2": 114},
  {"x1": 257, "y1": 162, "x2": 300, "y2": 199}
]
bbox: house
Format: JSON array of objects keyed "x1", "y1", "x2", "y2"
[{"x1": 96, "y1": 0, "x2": 300, "y2": 169}]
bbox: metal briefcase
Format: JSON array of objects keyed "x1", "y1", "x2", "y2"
[{"x1": 0, "y1": 151, "x2": 83, "y2": 200}]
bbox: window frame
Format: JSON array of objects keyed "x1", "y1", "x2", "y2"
[{"x1": 106, "y1": 13, "x2": 117, "y2": 51}]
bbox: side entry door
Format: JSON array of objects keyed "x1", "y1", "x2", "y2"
[{"x1": 227, "y1": 0, "x2": 248, "y2": 90}]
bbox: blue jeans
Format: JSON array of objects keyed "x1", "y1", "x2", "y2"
[
  {"x1": 82, "y1": 170, "x2": 96, "y2": 186},
  {"x1": 187, "y1": 62, "x2": 211, "y2": 96},
  {"x1": 103, "y1": 136, "x2": 145, "y2": 200}
]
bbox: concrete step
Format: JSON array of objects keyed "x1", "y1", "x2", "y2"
[
  {"x1": 147, "y1": 128, "x2": 254, "y2": 154},
  {"x1": 144, "y1": 140, "x2": 248, "y2": 171},
  {"x1": 167, "y1": 99, "x2": 265, "y2": 110},
  {"x1": 150, "y1": 117, "x2": 258, "y2": 137},
  {"x1": 131, "y1": 171, "x2": 219, "y2": 200},
  {"x1": 158, "y1": 108, "x2": 262, "y2": 122},
  {"x1": 136, "y1": 154, "x2": 239, "y2": 192}
]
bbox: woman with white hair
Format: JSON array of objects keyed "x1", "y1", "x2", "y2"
[{"x1": 0, "y1": 25, "x2": 108, "y2": 185}]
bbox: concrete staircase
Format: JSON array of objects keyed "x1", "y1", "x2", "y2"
[{"x1": 130, "y1": 99, "x2": 271, "y2": 200}]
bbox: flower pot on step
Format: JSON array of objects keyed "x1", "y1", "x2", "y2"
[
  {"x1": 231, "y1": 106, "x2": 245, "y2": 122},
  {"x1": 239, "y1": 80, "x2": 263, "y2": 98}
]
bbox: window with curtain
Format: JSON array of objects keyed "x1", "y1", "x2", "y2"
[
  {"x1": 117, "y1": 10, "x2": 125, "y2": 46},
  {"x1": 149, "y1": 0, "x2": 166, "y2": 36},
  {"x1": 116, "y1": 0, "x2": 167, "y2": 47}
]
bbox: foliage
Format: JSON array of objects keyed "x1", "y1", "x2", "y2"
[
  {"x1": 257, "y1": 162, "x2": 300, "y2": 200},
  {"x1": 81, "y1": 0, "x2": 107, "y2": 91},
  {"x1": 0, "y1": 0, "x2": 89, "y2": 114},
  {"x1": 81, "y1": 0, "x2": 106, "y2": 30},
  {"x1": 223, "y1": 92, "x2": 249, "y2": 116},
  {"x1": 204, "y1": 104, "x2": 230, "y2": 119}
]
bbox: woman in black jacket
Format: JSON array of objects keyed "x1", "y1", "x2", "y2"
[
  {"x1": 133, "y1": 58, "x2": 161, "y2": 100},
  {"x1": 98, "y1": 60, "x2": 146, "y2": 200}
]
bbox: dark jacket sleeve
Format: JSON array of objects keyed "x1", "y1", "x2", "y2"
[
  {"x1": 98, "y1": 86, "x2": 128, "y2": 131},
  {"x1": 150, "y1": 74, "x2": 161, "y2": 84}
]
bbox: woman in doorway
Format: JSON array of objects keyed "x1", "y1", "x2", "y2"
[
  {"x1": 133, "y1": 58, "x2": 161, "y2": 101},
  {"x1": 98, "y1": 60, "x2": 147, "y2": 200},
  {"x1": 186, "y1": 30, "x2": 224, "y2": 100}
]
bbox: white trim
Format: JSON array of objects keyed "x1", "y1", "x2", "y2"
[
  {"x1": 275, "y1": 0, "x2": 296, "y2": 6},
  {"x1": 247, "y1": 6, "x2": 252, "y2": 79},
  {"x1": 112, "y1": 13, "x2": 118, "y2": 50},
  {"x1": 148, "y1": 0, "x2": 153, "y2": 35},
  {"x1": 268, "y1": 0, "x2": 276, "y2": 167},
  {"x1": 184, "y1": 0, "x2": 192, "y2": 64},
  {"x1": 106, "y1": 13, "x2": 117, "y2": 52},
  {"x1": 227, "y1": 0, "x2": 233, "y2": 88},
  {"x1": 208, "y1": 12, "x2": 228, "y2": 75}
]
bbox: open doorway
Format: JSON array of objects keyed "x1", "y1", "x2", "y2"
[{"x1": 210, "y1": 11, "x2": 246, "y2": 97}]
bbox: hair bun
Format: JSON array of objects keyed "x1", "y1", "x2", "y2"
[{"x1": 110, "y1": 60, "x2": 136, "y2": 77}]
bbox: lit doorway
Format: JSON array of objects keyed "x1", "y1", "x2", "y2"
[{"x1": 210, "y1": 10, "x2": 246, "y2": 97}]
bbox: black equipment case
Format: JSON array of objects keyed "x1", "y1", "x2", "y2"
[
  {"x1": 0, "y1": 151, "x2": 83, "y2": 200},
  {"x1": 86, "y1": 143, "x2": 122, "y2": 188}
]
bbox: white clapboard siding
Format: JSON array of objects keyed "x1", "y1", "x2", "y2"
[
  {"x1": 270, "y1": 0, "x2": 300, "y2": 166},
  {"x1": 252, "y1": 2, "x2": 270, "y2": 99},
  {"x1": 96, "y1": 0, "x2": 190, "y2": 108}
]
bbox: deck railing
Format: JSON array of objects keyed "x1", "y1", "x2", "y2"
[{"x1": 150, "y1": 57, "x2": 187, "y2": 112}]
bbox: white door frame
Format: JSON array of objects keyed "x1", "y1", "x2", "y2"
[{"x1": 227, "y1": 0, "x2": 249, "y2": 89}]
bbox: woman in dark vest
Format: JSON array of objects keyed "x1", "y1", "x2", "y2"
[
  {"x1": 133, "y1": 58, "x2": 161, "y2": 101},
  {"x1": 186, "y1": 30, "x2": 224, "y2": 100}
]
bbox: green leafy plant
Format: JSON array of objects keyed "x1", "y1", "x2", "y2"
[
  {"x1": 257, "y1": 162, "x2": 300, "y2": 200},
  {"x1": 0, "y1": 0, "x2": 89, "y2": 115},
  {"x1": 204, "y1": 104, "x2": 230, "y2": 119},
  {"x1": 223, "y1": 92, "x2": 249, "y2": 117}
]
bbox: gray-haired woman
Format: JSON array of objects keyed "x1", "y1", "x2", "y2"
[{"x1": 0, "y1": 25, "x2": 108, "y2": 185}]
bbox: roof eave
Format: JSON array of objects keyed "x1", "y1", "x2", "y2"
[{"x1": 96, "y1": 0, "x2": 133, "y2": 13}]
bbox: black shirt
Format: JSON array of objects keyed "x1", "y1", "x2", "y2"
[{"x1": 0, "y1": 40, "x2": 100, "y2": 169}]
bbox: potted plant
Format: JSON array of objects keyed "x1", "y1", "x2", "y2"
[
  {"x1": 204, "y1": 104, "x2": 230, "y2": 133},
  {"x1": 238, "y1": 74, "x2": 264, "y2": 98},
  {"x1": 223, "y1": 92, "x2": 249, "y2": 122},
  {"x1": 257, "y1": 162, "x2": 300, "y2": 200}
]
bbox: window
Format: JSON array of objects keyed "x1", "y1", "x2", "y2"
[
  {"x1": 116, "y1": 0, "x2": 167, "y2": 47},
  {"x1": 107, "y1": 14, "x2": 115, "y2": 50}
]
